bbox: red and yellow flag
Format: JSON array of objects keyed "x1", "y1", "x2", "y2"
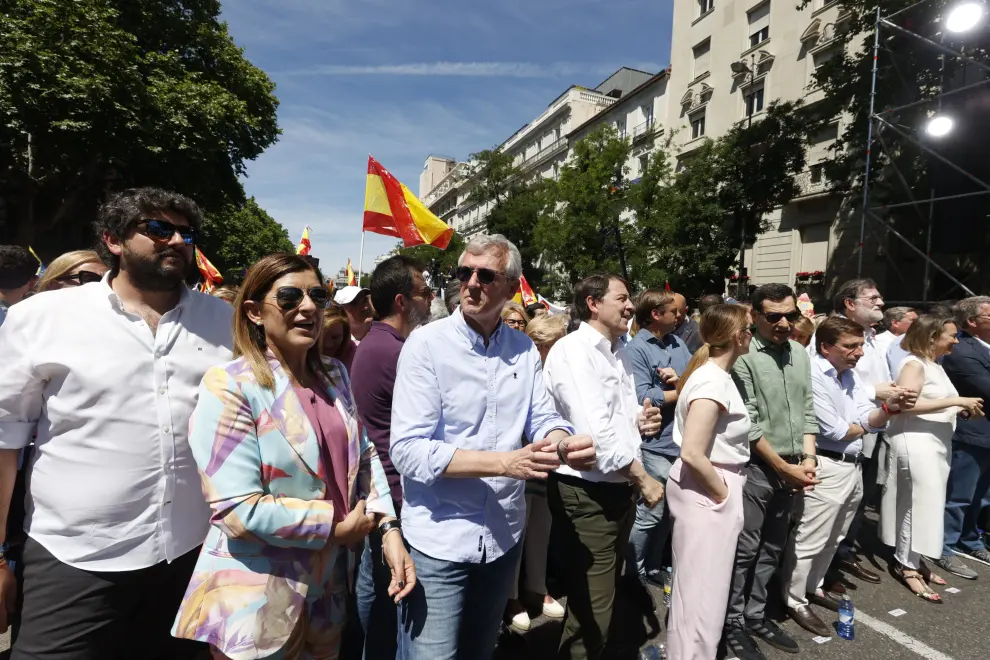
[
  {"x1": 511, "y1": 274, "x2": 539, "y2": 307},
  {"x1": 194, "y1": 247, "x2": 223, "y2": 293},
  {"x1": 363, "y1": 155, "x2": 454, "y2": 249},
  {"x1": 296, "y1": 225, "x2": 312, "y2": 256},
  {"x1": 346, "y1": 259, "x2": 357, "y2": 286}
]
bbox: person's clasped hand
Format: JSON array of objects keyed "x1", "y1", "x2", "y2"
[{"x1": 638, "y1": 398, "x2": 663, "y2": 437}]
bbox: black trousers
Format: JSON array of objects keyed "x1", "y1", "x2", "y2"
[{"x1": 11, "y1": 537, "x2": 209, "y2": 660}]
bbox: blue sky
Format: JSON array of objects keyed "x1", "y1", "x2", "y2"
[{"x1": 220, "y1": 0, "x2": 673, "y2": 276}]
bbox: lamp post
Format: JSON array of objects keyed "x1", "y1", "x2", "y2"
[{"x1": 730, "y1": 54, "x2": 757, "y2": 286}]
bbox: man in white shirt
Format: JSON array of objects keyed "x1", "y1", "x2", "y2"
[
  {"x1": 544, "y1": 273, "x2": 664, "y2": 660},
  {"x1": 876, "y1": 307, "x2": 918, "y2": 357},
  {"x1": 0, "y1": 188, "x2": 233, "y2": 659},
  {"x1": 784, "y1": 317, "x2": 907, "y2": 636},
  {"x1": 823, "y1": 278, "x2": 902, "y2": 583}
]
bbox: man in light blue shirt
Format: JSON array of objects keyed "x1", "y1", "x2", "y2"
[
  {"x1": 783, "y1": 316, "x2": 906, "y2": 636},
  {"x1": 618, "y1": 288, "x2": 692, "y2": 586},
  {"x1": 390, "y1": 234, "x2": 595, "y2": 660}
]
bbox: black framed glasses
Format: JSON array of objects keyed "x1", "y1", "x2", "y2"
[
  {"x1": 274, "y1": 286, "x2": 331, "y2": 311},
  {"x1": 455, "y1": 266, "x2": 504, "y2": 285},
  {"x1": 135, "y1": 219, "x2": 198, "y2": 245},
  {"x1": 759, "y1": 310, "x2": 803, "y2": 324},
  {"x1": 56, "y1": 270, "x2": 103, "y2": 286},
  {"x1": 505, "y1": 317, "x2": 527, "y2": 330}
]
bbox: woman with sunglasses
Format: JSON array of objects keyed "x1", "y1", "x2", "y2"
[
  {"x1": 501, "y1": 301, "x2": 531, "y2": 333},
  {"x1": 172, "y1": 253, "x2": 415, "y2": 660},
  {"x1": 34, "y1": 250, "x2": 108, "y2": 292},
  {"x1": 666, "y1": 304, "x2": 753, "y2": 660}
]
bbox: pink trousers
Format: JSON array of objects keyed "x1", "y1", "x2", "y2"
[{"x1": 666, "y1": 459, "x2": 746, "y2": 660}]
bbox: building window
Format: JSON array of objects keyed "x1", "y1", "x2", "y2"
[
  {"x1": 745, "y1": 83, "x2": 765, "y2": 117},
  {"x1": 690, "y1": 110, "x2": 706, "y2": 139},
  {"x1": 810, "y1": 163, "x2": 825, "y2": 183},
  {"x1": 642, "y1": 104, "x2": 654, "y2": 125},
  {"x1": 638, "y1": 154, "x2": 649, "y2": 174},
  {"x1": 812, "y1": 122, "x2": 839, "y2": 144},
  {"x1": 616, "y1": 117, "x2": 626, "y2": 138},
  {"x1": 693, "y1": 39, "x2": 711, "y2": 79},
  {"x1": 747, "y1": 2, "x2": 771, "y2": 48},
  {"x1": 699, "y1": 0, "x2": 715, "y2": 14}
]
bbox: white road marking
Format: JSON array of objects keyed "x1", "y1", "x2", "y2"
[{"x1": 856, "y1": 610, "x2": 955, "y2": 660}]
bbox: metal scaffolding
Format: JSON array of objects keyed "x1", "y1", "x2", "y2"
[{"x1": 856, "y1": 0, "x2": 989, "y2": 299}]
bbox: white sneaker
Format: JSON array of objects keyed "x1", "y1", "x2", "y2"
[
  {"x1": 542, "y1": 598, "x2": 566, "y2": 619},
  {"x1": 509, "y1": 610, "x2": 532, "y2": 632}
]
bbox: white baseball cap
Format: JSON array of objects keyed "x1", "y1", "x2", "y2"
[{"x1": 333, "y1": 286, "x2": 370, "y2": 306}]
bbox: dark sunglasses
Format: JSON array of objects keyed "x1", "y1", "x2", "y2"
[
  {"x1": 274, "y1": 286, "x2": 331, "y2": 311},
  {"x1": 760, "y1": 310, "x2": 803, "y2": 324},
  {"x1": 455, "y1": 266, "x2": 504, "y2": 286},
  {"x1": 56, "y1": 270, "x2": 103, "y2": 286},
  {"x1": 135, "y1": 219, "x2": 198, "y2": 245}
]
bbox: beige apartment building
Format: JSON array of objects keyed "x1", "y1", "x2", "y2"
[
  {"x1": 666, "y1": 0, "x2": 859, "y2": 289},
  {"x1": 420, "y1": 2, "x2": 868, "y2": 294}
]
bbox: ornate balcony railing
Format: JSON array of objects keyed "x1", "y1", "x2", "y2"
[
  {"x1": 520, "y1": 138, "x2": 568, "y2": 171},
  {"x1": 794, "y1": 168, "x2": 835, "y2": 197}
]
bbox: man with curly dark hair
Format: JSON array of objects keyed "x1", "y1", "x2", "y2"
[
  {"x1": 0, "y1": 245, "x2": 38, "y2": 328},
  {"x1": 0, "y1": 187, "x2": 232, "y2": 659}
]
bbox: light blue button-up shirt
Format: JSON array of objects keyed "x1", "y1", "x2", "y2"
[
  {"x1": 390, "y1": 308, "x2": 574, "y2": 564},
  {"x1": 810, "y1": 354, "x2": 886, "y2": 456}
]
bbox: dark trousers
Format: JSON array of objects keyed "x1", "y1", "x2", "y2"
[
  {"x1": 548, "y1": 473, "x2": 635, "y2": 660},
  {"x1": 11, "y1": 537, "x2": 208, "y2": 660},
  {"x1": 943, "y1": 442, "x2": 990, "y2": 556},
  {"x1": 725, "y1": 461, "x2": 796, "y2": 629}
]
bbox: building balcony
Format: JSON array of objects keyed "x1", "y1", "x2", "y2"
[
  {"x1": 630, "y1": 118, "x2": 658, "y2": 143},
  {"x1": 423, "y1": 163, "x2": 469, "y2": 206},
  {"x1": 520, "y1": 137, "x2": 568, "y2": 171},
  {"x1": 794, "y1": 167, "x2": 835, "y2": 198}
]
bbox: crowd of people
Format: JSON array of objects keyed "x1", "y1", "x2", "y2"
[{"x1": 0, "y1": 186, "x2": 988, "y2": 660}]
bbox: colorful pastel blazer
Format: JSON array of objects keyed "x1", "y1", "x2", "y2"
[{"x1": 172, "y1": 355, "x2": 394, "y2": 660}]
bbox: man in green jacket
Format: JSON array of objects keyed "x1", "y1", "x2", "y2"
[{"x1": 723, "y1": 283, "x2": 821, "y2": 660}]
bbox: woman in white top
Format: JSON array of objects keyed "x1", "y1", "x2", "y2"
[
  {"x1": 666, "y1": 304, "x2": 753, "y2": 660},
  {"x1": 882, "y1": 315, "x2": 984, "y2": 602}
]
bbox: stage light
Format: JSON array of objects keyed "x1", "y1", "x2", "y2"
[
  {"x1": 925, "y1": 115, "x2": 954, "y2": 137},
  {"x1": 946, "y1": 2, "x2": 984, "y2": 32}
]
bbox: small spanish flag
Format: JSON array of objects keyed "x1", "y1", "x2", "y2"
[
  {"x1": 194, "y1": 247, "x2": 223, "y2": 293},
  {"x1": 296, "y1": 226, "x2": 312, "y2": 256},
  {"x1": 511, "y1": 275, "x2": 539, "y2": 307},
  {"x1": 346, "y1": 259, "x2": 357, "y2": 286},
  {"x1": 363, "y1": 155, "x2": 454, "y2": 249}
]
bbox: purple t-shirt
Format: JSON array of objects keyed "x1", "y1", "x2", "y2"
[{"x1": 350, "y1": 321, "x2": 404, "y2": 513}]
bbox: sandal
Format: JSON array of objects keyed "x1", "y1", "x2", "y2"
[
  {"x1": 919, "y1": 562, "x2": 948, "y2": 586},
  {"x1": 895, "y1": 565, "x2": 943, "y2": 603}
]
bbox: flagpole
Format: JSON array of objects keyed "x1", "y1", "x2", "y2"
[{"x1": 357, "y1": 230, "x2": 366, "y2": 284}]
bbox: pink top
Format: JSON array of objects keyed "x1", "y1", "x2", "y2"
[{"x1": 293, "y1": 385, "x2": 350, "y2": 523}]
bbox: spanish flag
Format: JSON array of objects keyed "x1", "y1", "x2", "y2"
[
  {"x1": 511, "y1": 274, "x2": 539, "y2": 307},
  {"x1": 296, "y1": 226, "x2": 312, "y2": 256},
  {"x1": 363, "y1": 155, "x2": 454, "y2": 249},
  {"x1": 346, "y1": 259, "x2": 357, "y2": 286},
  {"x1": 194, "y1": 247, "x2": 223, "y2": 293}
]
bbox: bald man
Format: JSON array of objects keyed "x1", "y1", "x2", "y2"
[{"x1": 671, "y1": 293, "x2": 703, "y2": 353}]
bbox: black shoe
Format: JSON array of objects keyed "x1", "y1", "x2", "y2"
[
  {"x1": 747, "y1": 618, "x2": 799, "y2": 654},
  {"x1": 724, "y1": 626, "x2": 767, "y2": 660}
]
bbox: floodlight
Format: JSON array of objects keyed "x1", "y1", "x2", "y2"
[
  {"x1": 925, "y1": 115, "x2": 954, "y2": 137},
  {"x1": 946, "y1": 2, "x2": 984, "y2": 32}
]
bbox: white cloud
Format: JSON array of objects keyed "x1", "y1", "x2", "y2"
[{"x1": 280, "y1": 61, "x2": 618, "y2": 78}]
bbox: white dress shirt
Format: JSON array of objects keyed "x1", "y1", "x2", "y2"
[
  {"x1": 544, "y1": 322, "x2": 643, "y2": 484},
  {"x1": 810, "y1": 354, "x2": 886, "y2": 456},
  {"x1": 0, "y1": 277, "x2": 233, "y2": 571}
]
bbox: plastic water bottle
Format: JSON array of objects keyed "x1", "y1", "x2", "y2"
[
  {"x1": 640, "y1": 644, "x2": 666, "y2": 660},
  {"x1": 663, "y1": 566, "x2": 673, "y2": 607},
  {"x1": 837, "y1": 595, "x2": 855, "y2": 640}
]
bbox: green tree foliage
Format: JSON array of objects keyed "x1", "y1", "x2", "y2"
[
  {"x1": 0, "y1": 0, "x2": 280, "y2": 255},
  {"x1": 398, "y1": 231, "x2": 466, "y2": 277},
  {"x1": 535, "y1": 126, "x2": 632, "y2": 298},
  {"x1": 714, "y1": 100, "x2": 819, "y2": 249},
  {"x1": 469, "y1": 149, "x2": 549, "y2": 289},
  {"x1": 198, "y1": 198, "x2": 294, "y2": 276},
  {"x1": 628, "y1": 142, "x2": 737, "y2": 299}
]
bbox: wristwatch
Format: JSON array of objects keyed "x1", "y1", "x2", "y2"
[
  {"x1": 378, "y1": 519, "x2": 401, "y2": 538},
  {"x1": 799, "y1": 453, "x2": 819, "y2": 467}
]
